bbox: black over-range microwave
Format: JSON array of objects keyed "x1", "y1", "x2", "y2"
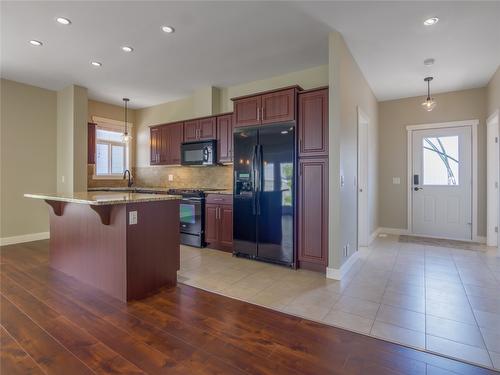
[{"x1": 180, "y1": 140, "x2": 217, "y2": 166}]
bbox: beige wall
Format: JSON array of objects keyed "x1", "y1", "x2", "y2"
[
  {"x1": 134, "y1": 64, "x2": 329, "y2": 171},
  {"x1": 56, "y1": 85, "x2": 88, "y2": 193},
  {"x1": 0, "y1": 79, "x2": 57, "y2": 239},
  {"x1": 135, "y1": 96, "x2": 194, "y2": 168},
  {"x1": 487, "y1": 66, "x2": 500, "y2": 117},
  {"x1": 219, "y1": 65, "x2": 328, "y2": 113},
  {"x1": 328, "y1": 32, "x2": 379, "y2": 270},
  {"x1": 378, "y1": 88, "x2": 487, "y2": 236}
]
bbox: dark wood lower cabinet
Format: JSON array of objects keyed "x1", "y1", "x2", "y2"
[
  {"x1": 205, "y1": 194, "x2": 233, "y2": 252},
  {"x1": 298, "y1": 158, "x2": 328, "y2": 271}
]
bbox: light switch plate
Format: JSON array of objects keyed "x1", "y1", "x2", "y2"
[
  {"x1": 129, "y1": 211, "x2": 138, "y2": 225},
  {"x1": 168, "y1": 174, "x2": 174, "y2": 181},
  {"x1": 392, "y1": 177, "x2": 401, "y2": 185},
  {"x1": 340, "y1": 175, "x2": 345, "y2": 187}
]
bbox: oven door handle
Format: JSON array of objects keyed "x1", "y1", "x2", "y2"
[{"x1": 182, "y1": 197, "x2": 204, "y2": 202}]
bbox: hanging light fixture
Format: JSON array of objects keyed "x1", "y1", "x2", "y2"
[
  {"x1": 122, "y1": 98, "x2": 132, "y2": 142},
  {"x1": 421, "y1": 77, "x2": 437, "y2": 112}
]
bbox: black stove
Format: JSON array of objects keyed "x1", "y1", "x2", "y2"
[{"x1": 167, "y1": 189, "x2": 206, "y2": 247}]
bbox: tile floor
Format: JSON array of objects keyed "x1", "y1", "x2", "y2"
[{"x1": 178, "y1": 235, "x2": 500, "y2": 370}]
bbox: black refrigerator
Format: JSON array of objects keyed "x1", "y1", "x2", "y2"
[{"x1": 233, "y1": 123, "x2": 295, "y2": 267}]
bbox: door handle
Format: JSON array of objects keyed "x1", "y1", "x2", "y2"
[{"x1": 414, "y1": 187, "x2": 423, "y2": 191}]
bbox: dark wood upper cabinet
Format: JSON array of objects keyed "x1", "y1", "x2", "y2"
[
  {"x1": 150, "y1": 127, "x2": 161, "y2": 165},
  {"x1": 232, "y1": 86, "x2": 301, "y2": 128},
  {"x1": 198, "y1": 117, "x2": 216, "y2": 140},
  {"x1": 261, "y1": 88, "x2": 296, "y2": 124},
  {"x1": 233, "y1": 96, "x2": 261, "y2": 127},
  {"x1": 217, "y1": 114, "x2": 233, "y2": 163},
  {"x1": 298, "y1": 88, "x2": 329, "y2": 157},
  {"x1": 166, "y1": 122, "x2": 183, "y2": 164},
  {"x1": 184, "y1": 117, "x2": 216, "y2": 141},
  {"x1": 160, "y1": 126, "x2": 169, "y2": 164},
  {"x1": 150, "y1": 122, "x2": 184, "y2": 166},
  {"x1": 298, "y1": 158, "x2": 328, "y2": 271},
  {"x1": 87, "y1": 123, "x2": 96, "y2": 164},
  {"x1": 183, "y1": 120, "x2": 199, "y2": 142}
]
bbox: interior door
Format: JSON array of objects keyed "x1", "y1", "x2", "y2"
[
  {"x1": 256, "y1": 123, "x2": 295, "y2": 265},
  {"x1": 412, "y1": 126, "x2": 472, "y2": 240}
]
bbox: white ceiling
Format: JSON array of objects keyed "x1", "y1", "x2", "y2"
[{"x1": 1, "y1": 2, "x2": 499, "y2": 108}]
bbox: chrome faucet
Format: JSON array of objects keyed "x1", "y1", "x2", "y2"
[{"x1": 123, "y1": 169, "x2": 133, "y2": 187}]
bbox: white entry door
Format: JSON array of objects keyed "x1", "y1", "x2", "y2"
[{"x1": 412, "y1": 126, "x2": 472, "y2": 240}]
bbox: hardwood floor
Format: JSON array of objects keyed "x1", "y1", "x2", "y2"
[{"x1": 0, "y1": 240, "x2": 496, "y2": 375}]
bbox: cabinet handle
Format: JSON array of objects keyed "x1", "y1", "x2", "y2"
[
  {"x1": 257, "y1": 108, "x2": 260, "y2": 121},
  {"x1": 261, "y1": 107, "x2": 264, "y2": 120}
]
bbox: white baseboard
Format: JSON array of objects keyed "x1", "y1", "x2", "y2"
[
  {"x1": 369, "y1": 228, "x2": 381, "y2": 244},
  {"x1": 476, "y1": 236, "x2": 486, "y2": 244},
  {"x1": 326, "y1": 250, "x2": 360, "y2": 280},
  {"x1": 0, "y1": 232, "x2": 50, "y2": 246},
  {"x1": 377, "y1": 227, "x2": 409, "y2": 236}
]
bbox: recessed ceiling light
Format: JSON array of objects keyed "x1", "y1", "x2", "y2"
[
  {"x1": 121, "y1": 46, "x2": 133, "y2": 52},
  {"x1": 56, "y1": 17, "x2": 71, "y2": 25},
  {"x1": 424, "y1": 58, "x2": 435, "y2": 66},
  {"x1": 91, "y1": 61, "x2": 102, "y2": 67},
  {"x1": 29, "y1": 40, "x2": 43, "y2": 46},
  {"x1": 424, "y1": 17, "x2": 439, "y2": 26},
  {"x1": 161, "y1": 25, "x2": 175, "y2": 33}
]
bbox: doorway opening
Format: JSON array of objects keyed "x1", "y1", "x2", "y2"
[{"x1": 406, "y1": 120, "x2": 478, "y2": 242}]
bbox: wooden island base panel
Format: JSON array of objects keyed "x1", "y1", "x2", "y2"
[
  {"x1": 1, "y1": 241, "x2": 497, "y2": 375},
  {"x1": 24, "y1": 192, "x2": 180, "y2": 301}
]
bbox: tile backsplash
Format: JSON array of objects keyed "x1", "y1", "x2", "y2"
[{"x1": 133, "y1": 165, "x2": 233, "y2": 189}]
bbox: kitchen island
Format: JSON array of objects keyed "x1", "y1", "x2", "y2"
[{"x1": 25, "y1": 191, "x2": 181, "y2": 302}]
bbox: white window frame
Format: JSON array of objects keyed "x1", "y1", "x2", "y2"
[{"x1": 92, "y1": 116, "x2": 132, "y2": 179}]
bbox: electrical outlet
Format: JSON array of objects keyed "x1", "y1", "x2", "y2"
[
  {"x1": 168, "y1": 174, "x2": 174, "y2": 181},
  {"x1": 61, "y1": 175, "x2": 65, "y2": 183},
  {"x1": 129, "y1": 211, "x2": 138, "y2": 225}
]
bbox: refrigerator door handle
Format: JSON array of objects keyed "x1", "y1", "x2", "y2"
[
  {"x1": 251, "y1": 145, "x2": 258, "y2": 215},
  {"x1": 256, "y1": 144, "x2": 263, "y2": 215}
]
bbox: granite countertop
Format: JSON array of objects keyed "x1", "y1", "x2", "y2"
[
  {"x1": 88, "y1": 187, "x2": 233, "y2": 195},
  {"x1": 204, "y1": 189, "x2": 232, "y2": 195},
  {"x1": 24, "y1": 191, "x2": 181, "y2": 205}
]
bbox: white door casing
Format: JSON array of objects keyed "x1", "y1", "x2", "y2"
[
  {"x1": 486, "y1": 111, "x2": 499, "y2": 247},
  {"x1": 357, "y1": 108, "x2": 369, "y2": 247},
  {"x1": 411, "y1": 126, "x2": 472, "y2": 241}
]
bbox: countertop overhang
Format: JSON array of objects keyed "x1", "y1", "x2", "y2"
[
  {"x1": 24, "y1": 191, "x2": 182, "y2": 205},
  {"x1": 87, "y1": 187, "x2": 233, "y2": 195}
]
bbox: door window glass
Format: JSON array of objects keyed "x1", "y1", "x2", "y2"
[{"x1": 423, "y1": 136, "x2": 459, "y2": 185}]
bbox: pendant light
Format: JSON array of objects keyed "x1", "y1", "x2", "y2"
[
  {"x1": 122, "y1": 98, "x2": 132, "y2": 143},
  {"x1": 421, "y1": 77, "x2": 437, "y2": 112}
]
